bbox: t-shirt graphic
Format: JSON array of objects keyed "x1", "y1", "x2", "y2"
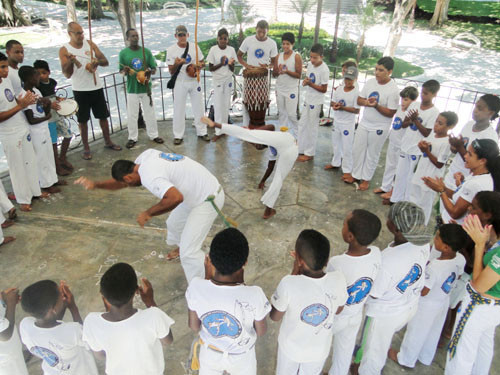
[
  {"x1": 31, "y1": 346, "x2": 70, "y2": 370},
  {"x1": 397, "y1": 264, "x2": 423, "y2": 293},
  {"x1": 441, "y1": 272, "x2": 456, "y2": 294},
  {"x1": 300, "y1": 303, "x2": 329, "y2": 327},
  {"x1": 346, "y1": 277, "x2": 373, "y2": 305},
  {"x1": 368, "y1": 91, "x2": 380, "y2": 103},
  {"x1": 201, "y1": 311, "x2": 242, "y2": 338}
]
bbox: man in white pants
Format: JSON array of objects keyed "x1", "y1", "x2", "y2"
[
  {"x1": 119, "y1": 29, "x2": 164, "y2": 149},
  {"x1": 75, "y1": 149, "x2": 224, "y2": 283},
  {"x1": 167, "y1": 25, "x2": 208, "y2": 145}
]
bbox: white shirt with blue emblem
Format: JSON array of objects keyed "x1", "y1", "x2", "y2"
[
  {"x1": 239, "y1": 35, "x2": 278, "y2": 67},
  {"x1": 304, "y1": 61, "x2": 330, "y2": 106},
  {"x1": 275, "y1": 51, "x2": 299, "y2": 97},
  {"x1": 26, "y1": 88, "x2": 49, "y2": 131},
  {"x1": 326, "y1": 247, "x2": 381, "y2": 318},
  {"x1": 0, "y1": 78, "x2": 29, "y2": 137},
  {"x1": 207, "y1": 45, "x2": 237, "y2": 83},
  {"x1": 388, "y1": 102, "x2": 418, "y2": 148},
  {"x1": 135, "y1": 149, "x2": 219, "y2": 209},
  {"x1": 332, "y1": 84, "x2": 360, "y2": 125},
  {"x1": 365, "y1": 241, "x2": 430, "y2": 317},
  {"x1": 166, "y1": 42, "x2": 204, "y2": 81},
  {"x1": 358, "y1": 78, "x2": 400, "y2": 131},
  {"x1": 400, "y1": 104, "x2": 440, "y2": 155},
  {"x1": 271, "y1": 272, "x2": 348, "y2": 362},
  {"x1": 185, "y1": 277, "x2": 271, "y2": 354}
]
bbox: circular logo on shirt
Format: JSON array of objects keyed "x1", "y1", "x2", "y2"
[
  {"x1": 159, "y1": 152, "x2": 184, "y2": 161},
  {"x1": 270, "y1": 146, "x2": 278, "y2": 156},
  {"x1": 410, "y1": 117, "x2": 423, "y2": 131},
  {"x1": 131, "y1": 58, "x2": 143, "y2": 70},
  {"x1": 343, "y1": 130, "x2": 349, "y2": 136},
  {"x1": 411, "y1": 155, "x2": 417, "y2": 161},
  {"x1": 282, "y1": 65, "x2": 288, "y2": 71},
  {"x1": 27, "y1": 134, "x2": 31, "y2": 142},
  {"x1": 300, "y1": 303, "x2": 330, "y2": 327},
  {"x1": 224, "y1": 57, "x2": 228, "y2": 65},
  {"x1": 376, "y1": 130, "x2": 383, "y2": 136},
  {"x1": 346, "y1": 277, "x2": 373, "y2": 305},
  {"x1": 290, "y1": 93, "x2": 296, "y2": 99},
  {"x1": 441, "y1": 272, "x2": 457, "y2": 294},
  {"x1": 31, "y1": 346, "x2": 60, "y2": 367},
  {"x1": 368, "y1": 91, "x2": 380, "y2": 103},
  {"x1": 36, "y1": 102, "x2": 44, "y2": 113},
  {"x1": 197, "y1": 86, "x2": 201, "y2": 92},
  {"x1": 309, "y1": 105, "x2": 315, "y2": 109},
  {"x1": 422, "y1": 145, "x2": 432, "y2": 158},
  {"x1": 4, "y1": 88, "x2": 14, "y2": 102},
  {"x1": 396, "y1": 264, "x2": 423, "y2": 293},
  {"x1": 254, "y1": 48, "x2": 264, "y2": 58},
  {"x1": 201, "y1": 311, "x2": 242, "y2": 338},
  {"x1": 228, "y1": 82, "x2": 232, "y2": 88},
  {"x1": 309, "y1": 72, "x2": 316, "y2": 83},
  {"x1": 185, "y1": 54, "x2": 192, "y2": 63},
  {"x1": 338, "y1": 99, "x2": 346, "y2": 107},
  {"x1": 392, "y1": 117, "x2": 403, "y2": 130}
]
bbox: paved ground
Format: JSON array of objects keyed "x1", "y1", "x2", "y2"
[{"x1": 2, "y1": 118, "x2": 499, "y2": 374}]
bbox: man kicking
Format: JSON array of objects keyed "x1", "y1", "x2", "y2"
[
  {"x1": 74, "y1": 149, "x2": 224, "y2": 283},
  {"x1": 201, "y1": 116, "x2": 297, "y2": 219}
]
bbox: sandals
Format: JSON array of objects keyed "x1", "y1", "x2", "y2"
[
  {"x1": 82, "y1": 151, "x2": 92, "y2": 160},
  {"x1": 153, "y1": 137, "x2": 164, "y2": 144},
  {"x1": 104, "y1": 143, "x2": 122, "y2": 151}
]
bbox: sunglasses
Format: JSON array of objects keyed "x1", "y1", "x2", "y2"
[
  {"x1": 70, "y1": 31, "x2": 84, "y2": 36},
  {"x1": 177, "y1": 33, "x2": 186, "y2": 37}
]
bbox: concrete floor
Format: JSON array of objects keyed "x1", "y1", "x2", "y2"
[{"x1": 2, "y1": 119, "x2": 499, "y2": 374}]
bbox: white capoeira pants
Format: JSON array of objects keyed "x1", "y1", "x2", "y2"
[
  {"x1": 380, "y1": 141, "x2": 401, "y2": 193},
  {"x1": 298, "y1": 103, "x2": 321, "y2": 157},
  {"x1": 220, "y1": 124, "x2": 298, "y2": 208},
  {"x1": 199, "y1": 345, "x2": 256, "y2": 375},
  {"x1": 213, "y1": 78, "x2": 233, "y2": 136},
  {"x1": 329, "y1": 312, "x2": 363, "y2": 375},
  {"x1": 409, "y1": 183, "x2": 436, "y2": 225},
  {"x1": 352, "y1": 127, "x2": 389, "y2": 182},
  {"x1": 166, "y1": 187, "x2": 224, "y2": 283},
  {"x1": 127, "y1": 92, "x2": 158, "y2": 142},
  {"x1": 331, "y1": 121, "x2": 355, "y2": 173},
  {"x1": 173, "y1": 78, "x2": 207, "y2": 139},
  {"x1": 0, "y1": 131, "x2": 41, "y2": 204},
  {"x1": 359, "y1": 304, "x2": 418, "y2": 375},
  {"x1": 276, "y1": 346, "x2": 326, "y2": 375},
  {"x1": 445, "y1": 286, "x2": 500, "y2": 375},
  {"x1": 0, "y1": 181, "x2": 14, "y2": 215},
  {"x1": 390, "y1": 153, "x2": 419, "y2": 203},
  {"x1": 30, "y1": 127, "x2": 58, "y2": 189},
  {"x1": 276, "y1": 92, "x2": 299, "y2": 138},
  {"x1": 398, "y1": 300, "x2": 448, "y2": 367}
]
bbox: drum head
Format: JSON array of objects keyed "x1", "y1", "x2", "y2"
[{"x1": 57, "y1": 99, "x2": 78, "y2": 117}]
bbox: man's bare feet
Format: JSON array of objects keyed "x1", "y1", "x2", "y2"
[
  {"x1": 44, "y1": 186, "x2": 61, "y2": 194},
  {"x1": 297, "y1": 155, "x2": 313, "y2": 162},
  {"x1": 211, "y1": 134, "x2": 225, "y2": 142},
  {"x1": 324, "y1": 164, "x2": 339, "y2": 170},
  {"x1": 0, "y1": 236, "x2": 16, "y2": 246},
  {"x1": 263, "y1": 207, "x2": 276, "y2": 219},
  {"x1": 166, "y1": 247, "x2": 180, "y2": 261},
  {"x1": 1, "y1": 220, "x2": 15, "y2": 229},
  {"x1": 382, "y1": 198, "x2": 393, "y2": 206},
  {"x1": 7, "y1": 208, "x2": 16, "y2": 220},
  {"x1": 373, "y1": 188, "x2": 385, "y2": 194},
  {"x1": 359, "y1": 181, "x2": 370, "y2": 191},
  {"x1": 380, "y1": 191, "x2": 393, "y2": 200},
  {"x1": 20, "y1": 204, "x2": 32, "y2": 212},
  {"x1": 343, "y1": 174, "x2": 355, "y2": 184},
  {"x1": 258, "y1": 182, "x2": 265, "y2": 190},
  {"x1": 388, "y1": 348, "x2": 399, "y2": 363},
  {"x1": 60, "y1": 159, "x2": 74, "y2": 170},
  {"x1": 55, "y1": 180, "x2": 68, "y2": 186},
  {"x1": 56, "y1": 166, "x2": 71, "y2": 176}
]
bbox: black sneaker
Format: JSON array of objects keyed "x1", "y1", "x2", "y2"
[
  {"x1": 126, "y1": 140, "x2": 136, "y2": 149},
  {"x1": 174, "y1": 138, "x2": 183, "y2": 145}
]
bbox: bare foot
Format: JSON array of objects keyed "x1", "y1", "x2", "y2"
[
  {"x1": 60, "y1": 159, "x2": 74, "y2": 170},
  {"x1": 380, "y1": 191, "x2": 393, "y2": 200},
  {"x1": 0, "y1": 236, "x2": 16, "y2": 246},
  {"x1": 7, "y1": 208, "x2": 16, "y2": 220},
  {"x1": 343, "y1": 174, "x2": 355, "y2": 184},
  {"x1": 382, "y1": 198, "x2": 393, "y2": 206},
  {"x1": 44, "y1": 186, "x2": 61, "y2": 194},
  {"x1": 263, "y1": 207, "x2": 276, "y2": 219},
  {"x1": 20, "y1": 204, "x2": 32, "y2": 212},
  {"x1": 211, "y1": 134, "x2": 225, "y2": 142},
  {"x1": 55, "y1": 180, "x2": 68, "y2": 186},
  {"x1": 56, "y1": 166, "x2": 71, "y2": 176},
  {"x1": 258, "y1": 182, "x2": 265, "y2": 190},
  {"x1": 297, "y1": 155, "x2": 313, "y2": 162},
  {"x1": 324, "y1": 164, "x2": 339, "y2": 170},
  {"x1": 358, "y1": 181, "x2": 370, "y2": 191},
  {"x1": 388, "y1": 348, "x2": 399, "y2": 363},
  {"x1": 166, "y1": 247, "x2": 180, "y2": 261},
  {"x1": 373, "y1": 188, "x2": 385, "y2": 194},
  {"x1": 1, "y1": 220, "x2": 15, "y2": 229}
]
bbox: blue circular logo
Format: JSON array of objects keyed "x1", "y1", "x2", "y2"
[
  {"x1": 290, "y1": 93, "x2": 296, "y2": 99},
  {"x1": 343, "y1": 130, "x2": 349, "y2": 136},
  {"x1": 300, "y1": 303, "x2": 329, "y2": 327},
  {"x1": 392, "y1": 117, "x2": 402, "y2": 130},
  {"x1": 411, "y1": 155, "x2": 417, "y2": 161},
  {"x1": 228, "y1": 82, "x2": 232, "y2": 88},
  {"x1": 346, "y1": 277, "x2": 373, "y2": 305},
  {"x1": 131, "y1": 58, "x2": 143, "y2": 70},
  {"x1": 376, "y1": 130, "x2": 383, "y2": 136},
  {"x1": 201, "y1": 311, "x2": 242, "y2": 338},
  {"x1": 224, "y1": 57, "x2": 228, "y2": 65},
  {"x1": 270, "y1": 146, "x2": 278, "y2": 156},
  {"x1": 396, "y1": 264, "x2": 423, "y2": 293},
  {"x1": 197, "y1": 86, "x2": 201, "y2": 92},
  {"x1": 255, "y1": 48, "x2": 264, "y2": 58},
  {"x1": 309, "y1": 72, "x2": 316, "y2": 83},
  {"x1": 4, "y1": 88, "x2": 14, "y2": 102},
  {"x1": 368, "y1": 91, "x2": 380, "y2": 103},
  {"x1": 159, "y1": 152, "x2": 184, "y2": 161},
  {"x1": 185, "y1": 54, "x2": 192, "y2": 63},
  {"x1": 31, "y1": 346, "x2": 59, "y2": 367},
  {"x1": 27, "y1": 134, "x2": 31, "y2": 142},
  {"x1": 441, "y1": 272, "x2": 456, "y2": 294},
  {"x1": 338, "y1": 99, "x2": 346, "y2": 106},
  {"x1": 36, "y1": 102, "x2": 44, "y2": 113},
  {"x1": 422, "y1": 145, "x2": 432, "y2": 158},
  {"x1": 309, "y1": 105, "x2": 315, "y2": 109}
]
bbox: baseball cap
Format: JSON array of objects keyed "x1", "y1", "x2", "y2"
[
  {"x1": 175, "y1": 25, "x2": 188, "y2": 34},
  {"x1": 344, "y1": 66, "x2": 358, "y2": 80}
]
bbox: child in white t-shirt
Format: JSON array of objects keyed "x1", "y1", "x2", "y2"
[
  {"x1": 326, "y1": 210, "x2": 382, "y2": 375},
  {"x1": 271, "y1": 229, "x2": 347, "y2": 375},
  {"x1": 389, "y1": 224, "x2": 467, "y2": 368},
  {"x1": 186, "y1": 228, "x2": 271, "y2": 375},
  {"x1": 409, "y1": 112, "x2": 458, "y2": 224},
  {"x1": 359, "y1": 202, "x2": 431, "y2": 375},
  {"x1": 297, "y1": 43, "x2": 330, "y2": 162},
  {"x1": 389, "y1": 80, "x2": 441, "y2": 205},
  {"x1": 83, "y1": 263, "x2": 174, "y2": 375},
  {"x1": 207, "y1": 28, "x2": 237, "y2": 142},
  {"x1": 20, "y1": 280, "x2": 98, "y2": 375}
]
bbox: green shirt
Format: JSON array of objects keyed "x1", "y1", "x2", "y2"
[
  {"x1": 483, "y1": 245, "x2": 500, "y2": 298},
  {"x1": 119, "y1": 47, "x2": 157, "y2": 94}
]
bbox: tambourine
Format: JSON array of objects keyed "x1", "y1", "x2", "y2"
[
  {"x1": 186, "y1": 64, "x2": 197, "y2": 78},
  {"x1": 56, "y1": 99, "x2": 79, "y2": 117}
]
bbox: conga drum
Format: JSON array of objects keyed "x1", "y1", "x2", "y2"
[{"x1": 243, "y1": 67, "x2": 270, "y2": 128}]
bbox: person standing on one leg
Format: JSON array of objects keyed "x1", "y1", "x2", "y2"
[
  {"x1": 347, "y1": 57, "x2": 399, "y2": 190},
  {"x1": 74, "y1": 148, "x2": 224, "y2": 283},
  {"x1": 59, "y1": 22, "x2": 122, "y2": 161}
]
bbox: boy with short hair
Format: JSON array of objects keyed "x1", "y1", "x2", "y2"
[
  {"x1": 326, "y1": 210, "x2": 382, "y2": 375},
  {"x1": 389, "y1": 80, "x2": 441, "y2": 205},
  {"x1": 409, "y1": 111, "x2": 458, "y2": 224},
  {"x1": 389, "y1": 224, "x2": 467, "y2": 368},
  {"x1": 20, "y1": 280, "x2": 98, "y2": 374},
  {"x1": 271, "y1": 229, "x2": 348, "y2": 374},
  {"x1": 207, "y1": 28, "x2": 237, "y2": 142},
  {"x1": 348, "y1": 57, "x2": 399, "y2": 190},
  {"x1": 297, "y1": 43, "x2": 329, "y2": 162},
  {"x1": 186, "y1": 228, "x2": 271, "y2": 374},
  {"x1": 82, "y1": 263, "x2": 174, "y2": 375}
]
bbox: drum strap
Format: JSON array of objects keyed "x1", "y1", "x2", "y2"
[{"x1": 167, "y1": 43, "x2": 189, "y2": 90}]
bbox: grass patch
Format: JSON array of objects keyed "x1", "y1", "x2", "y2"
[
  {"x1": 0, "y1": 32, "x2": 46, "y2": 49},
  {"x1": 417, "y1": 0, "x2": 500, "y2": 19}
]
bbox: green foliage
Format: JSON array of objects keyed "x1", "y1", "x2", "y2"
[
  {"x1": 0, "y1": 32, "x2": 46, "y2": 49},
  {"x1": 290, "y1": 0, "x2": 317, "y2": 14},
  {"x1": 417, "y1": 0, "x2": 500, "y2": 19}
]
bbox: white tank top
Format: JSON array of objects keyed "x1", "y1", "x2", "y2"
[
  {"x1": 276, "y1": 51, "x2": 299, "y2": 96},
  {"x1": 64, "y1": 40, "x2": 103, "y2": 91}
]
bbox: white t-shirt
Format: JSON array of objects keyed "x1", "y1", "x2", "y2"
[
  {"x1": 422, "y1": 253, "x2": 466, "y2": 305},
  {"x1": 0, "y1": 301, "x2": 28, "y2": 375},
  {"x1": 304, "y1": 61, "x2": 330, "y2": 105},
  {"x1": 19, "y1": 318, "x2": 98, "y2": 375},
  {"x1": 400, "y1": 105, "x2": 440, "y2": 155},
  {"x1": 441, "y1": 173, "x2": 494, "y2": 224},
  {"x1": 82, "y1": 307, "x2": 174, "y2": 375},
  {"x1": 388, "y1": 102, "x2": 418, "y2": 148},
  {"x1": 366, "y1": 241, "x2": 430, "y2": 317},
  {"x1": 26, "y1": 88, "x2": 49, "y2": 131},
  {"x1": 326, "y1": 247, "x2": 381, "y2": 317},
  {"x1": 358, "y1": 78, "x2": 400, "y2": 131},
  {"x1": 185, "y1": 278, "x2": 271, "y2": 354},
  {"x1": 207, "y1": 45, "x2": 237, "y2": 82},
  {"x1": 135, "y1": 149, "x2": 219, "y2": 208},
  {"x1": 275, "y1": 52, "x2": 299, "y2": 96},
  {"x1": 332, "y1": 85, "x2": 360, "y2": 125},
  {"x1": 238, "y1": 35, "x2": 278, "y2": 67},
  {"x1": 412, "y1": 132, "x2": 451, "y2": 191},
  {"x1": 444, "y1": 121, "x2": 498, "y2": 189},
  {"x1": 64, "y1": 41, "x2": 103, "y2": 91},
  {"x1": 0, "y1": 78, "x2": 29, "y2": 137},
  {"x1": 166, "y1": 42, "x2": 204, "y2": 81},
  {"x1": 271, "y1": 272, "x2": 347, "y2": 362},
  {"x1": 7, "y1": 67, "x2": 22, "y2": 96}
]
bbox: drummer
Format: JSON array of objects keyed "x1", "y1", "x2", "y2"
[
  {"x1": 237, "y1": 20, "x2": 278, "y2": 127},
  {"x1": 59, "y1": 22, "x2": 122, "y2": 160}
]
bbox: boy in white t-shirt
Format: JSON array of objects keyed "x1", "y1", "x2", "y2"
[
  {"x1": 389, "y1": 80, "x2": 441, "y2": 205},
  {"x1": 375, "y1": 86, "x2": 418, "y2": 198},
  {"x1": 207, "y1": 28, "x2": 237, "y2": 142},
  {"x1": 409, "y1": 112, "x2": 458, "y2": 224},
  {"x1": 389, "y1": 224, "x2": 467, "y2": 368},
  {"x1": 274, "y1": 32, "x2": 302, "y2": 138},
  {"x1": 324, "y1": 66, "x2": 360, "y2": 178},
  {"x1": 20, "y1": 280, "x2": 98, "y2": 375},
  {"x1": 358, "y1": 202, "x2": 431, "y2": 375},
  {"x1": 83, "y1": 263, "x2": 174, "y2": 375},
  {"x1": 326, "y1": 209, "x2": 382, "y2": 375},
  {"x1": 271, "y1": 229, "x2": 348, "y2": 374},
  {"x1": 297, "y1": 43, "x2": 330, "y2": 162},
  {"x1": 0, "y1": 287, "x2": 28, "y2": 375},
  {"x1": 186, "y1": 228, "x2": 271, "y2": 375}
]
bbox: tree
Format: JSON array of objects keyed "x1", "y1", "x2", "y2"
[
  {"x1": 430, "y1": 0, "x2": 450, "y2": 28},
  {"x1": 67, "y1": 0, "x2": 78, "y2": 23},
  {"x1": 90, "y1": 0, "x2": 106, "y2": 19},
  {"x1": 107, "y1": 0, "x2": 136, "y2": 42},
  {"x1": 290, "y1": 0, "x2": 316, "y2": 45},
  {"x1": 0, "y1": 0, "x2": 31, "y2": 26},
  {"x1": 313, "y1": 0, "x2": 323, "y2": 44},
  {"x1": 356, "y1": 0, "x2": 376, "y2": 64},
  {"x1": 329, "y1": 0, "x2": 342, "y2": 63},
  {"x1": 220, "y1": 0, "x2": 224, "y2": 22},
  {"x1": 383, "y1": 0, "x2": 415, "y2": 57},
  {"x1": 228, "y1": 0, "x2": 254, "y2": 45},
  {"x1": 272, "y1": 0, "x2": 278, "y2": 22}
]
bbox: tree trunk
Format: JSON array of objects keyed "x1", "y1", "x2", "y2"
[
  {"x1": 91, "y1": 0, "x2": 105, "y2": 19},
  {"x1": 430, "y1": 0, "x2": 450, "y2": 28},
  {"x1": 356, "y1": 30, "x2": 365, "y2": 64},
  {"x1": 0, "y1": 0, "x2": 31, "y2": 26},
  {"x1": 330, "y1": 0, "x2": 342, "y2": 63},
  {"x1": 272, "y1": 0, "x2": 278, "y2": 22},
  {"x1": 383, "y1": 0, "x2": 414, "y2": 57},
  {"x1": 298, "y1": 15, "x2": 304, "y2": 44},
  {"x1": 313, "y1": 0, "x2": 323, "y2": 44},
  {"x1": 239, "y1": 26, "x2": 244, "y2": 45},
  {"x1": 109, "y1": 0, "x2": 136, "y2": 42},
  {"x1": 407, "y1": 0, "x2": 416, "y2": 31},
  {"x1": 220, "y1": 0, "x2": 224, "y2": 21},
  {"x1": 66, "y1": 0, "x2": 78, "y2": 23}
]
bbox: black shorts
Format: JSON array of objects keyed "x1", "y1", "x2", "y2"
[{"x1": 73, "y1": 88, "x2": 110, "y2": 123}]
